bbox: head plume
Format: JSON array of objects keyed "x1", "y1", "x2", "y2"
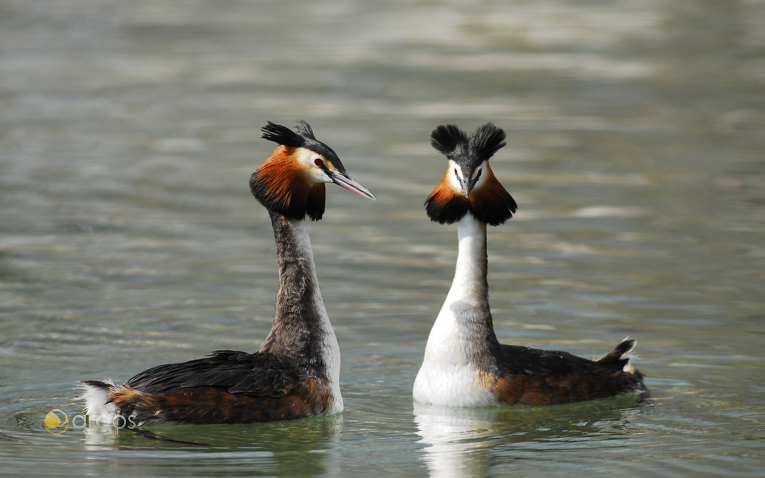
[
  {"x1": 250, "y1": 121, "x2": 331, "y2": 221},
  {"x1": 471, "y1": 123, "x2": 506, "y2": 161},
  {"x1": 430, "y1": 124, "x2": 469, "y2": 156},
  {"x1": 260, "y1": 121, "x2": 306, "y2": 147},
  {"x1": 425, "y1": 123, "x2": 517, "y2": 226}
]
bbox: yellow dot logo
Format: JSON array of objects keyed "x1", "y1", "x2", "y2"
[{"x1": 44, "y1": 409, "x2": 69, "y2": 435}]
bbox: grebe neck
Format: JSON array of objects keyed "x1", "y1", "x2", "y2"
[
  {"x1": 413, "y1": 212, "x2": 502, "y2": 406},
  {"x1": 430, "y1": 213, "x2": 500, "y2": 354},
  {"x1": 260, "y1": 211, "x2": 341, "y2": 389},
  {"x1": 451, "y1": 214, "x2": 489, "y2": 307}
]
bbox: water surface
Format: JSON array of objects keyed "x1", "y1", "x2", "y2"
[{"x1": 1, "y1": 1, "x2": 763, "y2": 476}]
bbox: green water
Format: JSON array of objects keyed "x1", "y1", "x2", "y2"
[{"x1": 1, "y1": 1, "x2": 763, "y2": 476}]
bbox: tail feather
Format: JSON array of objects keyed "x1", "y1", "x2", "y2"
[{"x1": 596, "y1": 337, "x2": 637, "y2": 372}]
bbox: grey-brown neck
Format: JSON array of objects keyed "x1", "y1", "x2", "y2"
[{"x1": 259, "y1": 211, "x2": 341, "y2": 385}]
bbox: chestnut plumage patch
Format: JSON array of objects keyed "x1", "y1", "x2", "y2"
[
  {"x1": 250, "y1": 146, "x2": 326, "y2": 221},
  {"x1": 467, "y1": 164, "x2": 517, "y2": 226},
  {"x1": 108, "y1": 380, "x2": 333, "y2": 424},
  {"x1": 425, "y1": 174, "x2": 471, "y2": 225},
  {"x1": 489, "y1": 369, "x2": 645, "y2": 406},
  {"x1": 485, "y1": 339, "x2": 647, "y2": 405}
]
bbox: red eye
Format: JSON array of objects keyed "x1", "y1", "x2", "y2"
[
  {"x1": 314, "y1": 158, "x2": 323, "y2": 166},
  {"x1": 454, "y1": 168, "x2": 459, "y2": 176}
]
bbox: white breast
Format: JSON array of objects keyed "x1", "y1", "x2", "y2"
[
  {"x1": 413, "y1": 303, "x2": 498, "y2": 407},
  {"x1": 413, "y1": 214, "x2": 500, "y2": 407}
]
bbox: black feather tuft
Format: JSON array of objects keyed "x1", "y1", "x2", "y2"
[
  {"x1": 471, "y1": 123, "x2": 506, "y2": 161},
  {"x1": 470, "y1": 182, "x2": 517, "y2": 226},
  {"x1": 249, "y1": 172, "x2": 325, "y2": 221},
  {"x1": 431, "y1": 124, "x2": 468, "y2": 156},
  {"x1": 294, "y1": 120, "x2": 316, "y2": 140},
  {"x1": 261, "y1": 121, "x2": 305, "y2": 148},
  {"x1": 305, "y1": 184, "x2": 326, "y2": 221},
  {"x1": 250, "y1": 172, "x2": 292, "y2": 219},
  {"x1": 425, "y1": 194, "x2": 470, "y2": 225}
]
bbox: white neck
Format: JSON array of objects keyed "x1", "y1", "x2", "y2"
[
  {"x1": 447, "y1": 214, "x2": 489, "y2": 309},
  {"x1": 413, "y1": 213, "x2": 499, "y2": 406}
]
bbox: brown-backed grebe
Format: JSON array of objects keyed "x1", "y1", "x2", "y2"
[
  {"x1": 80, "y1": 121, "x2": 374, "y2": 425},
  {"x1": 413, "y1": 123, "x2": 648, "y2": 407}
]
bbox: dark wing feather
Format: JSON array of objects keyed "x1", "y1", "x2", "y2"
[
  {"x1": 126, "y1": 350, "x2": 300, "y2": 398},
  {"x1": 493, "y1": 341, "x2": 647, "y2": 405},
  {"x1": 496, "y1": 344, "x2": 602, "y2": 376}
]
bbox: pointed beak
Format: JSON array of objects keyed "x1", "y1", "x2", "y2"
[
  {"x1": 460, "y1": 177, "x2": 472, "y2": 198},
  {"x1": 460, "y1": 173, "x2": 482, "y2": 198},
  {"x1": 327, "y1": 170, "x2": 376, "y2": 200}
]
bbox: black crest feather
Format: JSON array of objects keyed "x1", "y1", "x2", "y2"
[
  {"x1": 294, "y1": 120, "x2": 316, "y2": 140},
  {"x1": 430, "y1": 124, "x2": 468, "y2": 156},
  {"x1": 471, "y1": 123, "x2": 506, "y2": 161},
  {"x1": 261, "y1": 121, "x2": 305, "y2": 148}
]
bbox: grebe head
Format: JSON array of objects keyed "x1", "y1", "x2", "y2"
[
  {"x1": 425, "y1": 123, "x2": 517, "y2": 226},
  {"x1": 250, "y1": 121, "x2": 375, "y2": 221}
]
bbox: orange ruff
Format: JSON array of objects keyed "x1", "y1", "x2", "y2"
[
  {"x1": 427, "y1": 173, "x2": 471, "y2": 210},
  {"x1": 468, "y1": 165, "x2": 511, "y2": 222},
  {"x1": 253, "y1": 146, "x2": 326, "y2": 219},
  {"x1": 256, "y1": 146, "x2": 311, "y2": 201},
  {"x1": 426, "y1": 162, "x2": 514, "y2": 226}
]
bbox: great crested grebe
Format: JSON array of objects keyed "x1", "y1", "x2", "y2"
[
  {"x1": 413, "y1": 123, "x2": 648, "y2": 407},
  {"x1": 80, "y1": 121, "x2": 375, "y2": 425}
]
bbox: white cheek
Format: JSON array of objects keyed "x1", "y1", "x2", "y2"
[
  {"x1": 473, "y1": 168, "x2": 487, "y2": 189},
  {"x1": 448, "y1": 160, "x2": 464, "y2": 190},
  {"x1": 311, "y1": 168, "x2": 332, "y2": 183},
  {"x1": 447, "y1": 173, "x2": 462, "y2": 189},
  {"x1": 296, "y1": 149, "x2": 332, "y2": 183}
]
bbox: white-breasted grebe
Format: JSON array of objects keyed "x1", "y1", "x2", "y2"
[
  {"x1": 413, "y1": 123, "x2": 648, "y2": 407},
  {"x1": 80, "y1": 121, "x2": 375, "y2": 425}
]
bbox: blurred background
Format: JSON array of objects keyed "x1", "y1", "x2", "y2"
[{"x1": 1, "y1": 1, "x2": 763, "y2": 476}]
